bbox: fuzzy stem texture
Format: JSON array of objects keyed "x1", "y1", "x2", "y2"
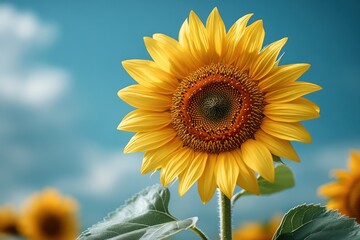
[{"x1": 218, "y1": 189, "x2": 232, "y2": 240}]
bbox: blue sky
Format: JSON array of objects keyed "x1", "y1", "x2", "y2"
[{"x1": 0, "y1": 0, "x2": 360, "y2": 239}]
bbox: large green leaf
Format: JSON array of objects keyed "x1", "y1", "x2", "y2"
[
  {"x1": 232, "y1": 164, "x2": 295, "y2": 204},
  {"x1": 77, "y1": 185, "x2": 197, "y2": 240},
  {"x1": 273, "y1": 204, "x2": 360, "y2": 240}
]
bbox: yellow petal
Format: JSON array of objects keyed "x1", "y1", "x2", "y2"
[
  {"x1": 160, "y1": 147, "x2": 193, "y2": 186},
  {"x1": 261, "y1": 118, "x2": 312, "y2": 143},
  {"x1": 318, "y1": 182, "x2": 346, "y2": 198},
  {"x1": 179, "y1": 19, "x2": 190, "y2": 47},
  {"x1": 198, "y1": 154, "x2": 217, "y2": 203},
  {"x1": 206, "y1": 7, "x2": 226, "y2": 61},
  {"x1": 225, "y1": 13, "x2": 253, "y2": 64},
  {"x1": 264, "y1": 102, "x2": 320, "y2": 122},
  {"x1": 188, "y1": 10, "x2": 209, "y2": 65},
  {"x1": 215, "y1": 151, "x2": 239, "y2": 199},
  {"x1": 178, "y1": 152, "x2": 207, "y2": 196},
  {"x1": 124, "y1": 128, "x2": 176, "y2": 153},
  {"x1": 265, "y1": 82, "x2": 322, "y2": 103},
  {"x1": 141, "y1": 138, "x2": 183, "y2": 174},
  {"x1": 236, "y1": 20, "x2": 265, "y2": 71},
  {"x1": 118, "y1": 85, "x2": 172, "y2": 112},
  {"x1": 118, "y1": 110, "x2": 171, "y2": 132},
  {"x1": 332, "y1": 169, "x2": 350, "y2": 182},
  {"x1": 293, "y1": 98, "x2": 320, "y2": 113},
  {"x1": 122, "y1": 60, "x2": 178, "y2": 93},
  {"x1": 232, "y1": 149, "x2": 259, "y2": 194},
  {"x1": 250, "y1": 38, "x2": 288, "y2": 80},
  {"x1": 258, "y1": 63, "x2": 310, "y2": 92},
  {"x1": 144, "y1": 36, "x2": 190, "y2": 78},
  {"x1": 326, "y1": 199, "x2": 342, "y2": 211},
  {"x1": 241, "y1": 139, "x2": 275, "y2": 183},
  {"x1": 255, "y1": 129, "x2": 300, "y2": 162},
  {"x1": 349, "y1": 151, "x2": 360, "y2": 174}
]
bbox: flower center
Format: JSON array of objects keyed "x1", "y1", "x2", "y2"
[
  {"x1": 39, "y1": 214, "x2": 63, "y2": 237},
  {"x1": 348, "y1": 179, "x2": 360, "y2": 223},
  {"x1": 200, "y1": 91, "x2": 232, "y2": 122},
  {"x1": 171, "y1": 63, "x2": 264, "y2": 153}
]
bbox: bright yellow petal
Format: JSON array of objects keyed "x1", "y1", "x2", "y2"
[
  {"x1": 224, "y1": 13, "x2": 253, "y2": 64},
  {"x1": 215, "y1": 151, "x2": 239, "y2": 199},
  {"x1": 264, "y1": 102, "x2": 320, "y2": 122},
  {"x1": 293, "y1": 98, "x2": 320, "y2": 114},
  {"x1": 261, "y1": 118, "x2": 312, "y2": 143},
  {"x1": 141, "y1": 138, "x2": 183, "y2": 174},
  {"x1": 179, "y1": 19, "x2": 189, "y2": 46},
  {"x1": 124, "y1": 128, "x2": 176, "y2": 153},
  {"x1": 318, "y1": 182, "x2": 347, "y2": 198},
  {"x1": 332, "y1": 169, "x2": 350, "y2": 182},
  {"x1": 236, "y1": 20, "x2": 265, "y2": 71},
  {"x1": 144, "y1": 35, "x2": 190, "y2": 78},
  {"x1": 349, "y1": 151, "x2": 360, "y2": 174},
  {"x1": 122, "y1": 60, "x2": 178, "y2": 93},
  {"x1": 118, "y1": 85, "x2": 172, "y2": 112},
  {"x1": 160, "y1": 147, "x2": 193, "y2": 186},
  {"x1": 198, "y1": 154, "x2": 217, "y2": 203},
  {"x1": 118, "y1": 110, "x2": 171, "y2": 132},
  {"x1": 258, "y1": 63, "x2": 310, "y2": 92},
  {"x1": 206, "y1": 7, "x2": 226, "y2": 61},
  {"x1": 265, "y1": 82, "x2": 322, "y2": 103},
  {"x1": 250, "y1": 38, "x2": 287, "y2": 80},
  {"x1": 188, "y1": 11, "x2": 209, "y2": 65},
  {"x1": 241, "y1": 139, "x2": 275, "y2": 183},
  {"x1": 232, "y1": 149, "x2": 259, "y2": 194},
  {"x1": 178, "y1": 152, "x2": 207, "y2": 196},
  {"x1": 255, "y1": 129, "x2": 300, "y2": 162}
]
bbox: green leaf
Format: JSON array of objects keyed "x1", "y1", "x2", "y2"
[
  {"x1": 232, "y1": 165, "x2": 295, "y2": 204},
  {"x1": 77, "y1": 185, "x2": 197, "y2": 240},
  {"x1": 273, "y1": 204, "x2": 360, "y2": 240},
  {"x1": 255, "y1": 164, "x2": 295, "y2": 195}
]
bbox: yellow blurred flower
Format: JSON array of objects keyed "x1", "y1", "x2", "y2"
[
  {"x1": 318, "y1": 150, "x2": 360, "y2": 223},
  {"x1": 0, "y1": 206, "x2": 19, "y2": 237},
  {"x1": 119, "y1": 7, "x2": 320, "y2": 203},
  {"x1": 20, "y1": 188, "x2": 79, "y2": 240},
  {"x1": 233, "y1": 215, "x2": 282, "y2": 240}
]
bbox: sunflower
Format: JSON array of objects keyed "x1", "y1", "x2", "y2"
[
  {"x1": 118, "y1": 8, "x2": 320, "y2": 203},
  {"x1": 318, "y1": 151, "x2": 360, "y2": 223},
  {"x1": 0, "y1": 206, "x2": 19, "y2": 237},
  {"x1": 20, "y1": 189, "x2": 79, "y2": 240},
  {"x1": 233, "y1": 215, "x2": 281, "y2": 240}
]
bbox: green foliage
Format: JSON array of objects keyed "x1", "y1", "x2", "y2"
[
  {"x1": 232, "y1": 164, "x2": 295, "y2": 204},
  {"x1": 77, "y1": 185, "x2": 197, "y2": 240},
  {"x1": 273, "y1": 204, "x2": 360, "y2": 240}
]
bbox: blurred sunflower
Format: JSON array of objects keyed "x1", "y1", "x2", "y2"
[
  {"x1": 0, "y1": 206, "x2": 19, "y2": 237},
  {"x1": 233, "y1": 215, "x2": 281, "y2": 240},
  {"x1": 318, "y1": 151, "x2": 360, "y2": 223},
  {"x1": 20, "y1": 189, "x2": 79, "y2": 240},
  {"x1": 118, "y1": 7, "x2": 320, "y2": 202}
]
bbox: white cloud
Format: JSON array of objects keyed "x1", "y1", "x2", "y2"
[
  {"x1": 58, "y1": 146, "x2": 142, "y2": 197},
  {"x1": 0, "y1": 4, "x2": 67, "y2": 109}
]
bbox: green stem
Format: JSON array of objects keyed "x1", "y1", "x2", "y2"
[
  {"x1": 218, "y1": 189, "x2": 232, "y2": 240},
  {"x1": 231, "y1": 190, "x2": 245, "y2": 206},
  {"x1": 190, "y1": 226, "x2": 209, "y2": 240}
]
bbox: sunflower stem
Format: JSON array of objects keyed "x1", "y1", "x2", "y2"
[
  {"x1": 190, "y1": 226, "x2": 209, "y2": 240},
  {"x1": 218, "y1": 189, "x2": 232, "y2": 240}
]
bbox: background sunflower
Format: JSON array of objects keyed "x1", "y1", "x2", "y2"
[
  {"x1": 0, "y1": 206, "x2": 19, "y2": 237},
  {"x1": 318, "y1": 151, "x2": 360, "y2": 223},
  {"x1": 20, "y1": 189, "x2": 79, "y2": 240},
  {"x1": 233, "y1": 215, "x2": 282, "y2": 240}
]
